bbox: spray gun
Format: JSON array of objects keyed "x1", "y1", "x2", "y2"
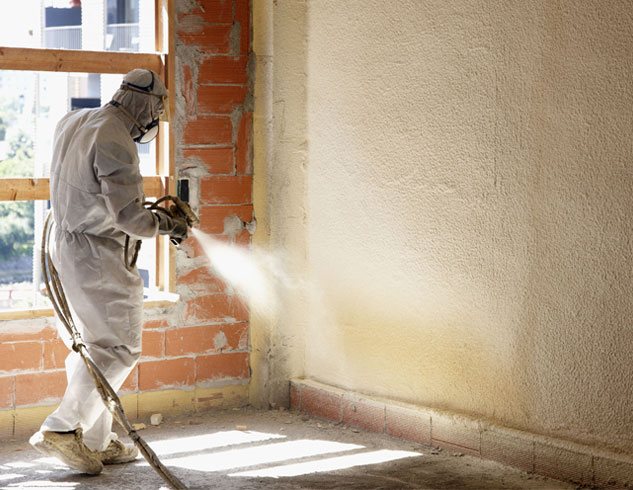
[
  {"x1": 125, "y1": 189, "x2": 200, "y2": 270},
  {"x1": 166, "y1": 195, "x2": 200, "y2": 246}
]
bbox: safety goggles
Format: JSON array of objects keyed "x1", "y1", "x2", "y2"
[{"x1": 120, "y1": 70, "x2": 170, "y2": 122}]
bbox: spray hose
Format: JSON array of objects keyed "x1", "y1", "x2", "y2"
[{"x1": 42, "y1": 212, "x2": 188, "y2": 490}]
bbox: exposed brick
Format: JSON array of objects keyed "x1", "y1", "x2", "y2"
[
  {"x1": 301, "y1": 384, "x2": 342, "y2": 423},
  {"x1": 144, "y1": 318, "x2": 170, "y2": 330},
  {"x1": 198, "y1": 85, "x2": 248, "y2": 114},
  {"x1": 0, "y1": 324, "x2": 57, "y2": 343},
  {"x1": 166, "y1": 325, "x2": 215, "y2": 356},
  {"x1": 481, "y1": 427, "x2": 534, "y2": 474},
  {"x1": 43, "y1": 339, "x2": 70, "y2": 370},
  {"x1": 432, "y1": 413, "x2": 481, "y2": 456},
  {"x1": 178, "y1": 24, "x2": 232, "y2": 53},
  {"x1": 182, "y1": 64, "x2": 196, "y2": 115},
  {"x1": 200, "y1": 176, "x2": 252, "y2": 204},
  {"x1": 385, "y1": 404, "x2": 432, "y2": 446},
  {"x1": 199, "y1": 56, "x2": 248, "y2": 84},
  {"x1": 227, "y1": 322, "x2": 249, "y2": 351},
  {"x1": 198, "y1": 204, "x2": 253, "y2": 235},
  {"x1": 234, "y1": 229, "x2": 251, "y2": 247},
  {"x1": 236, "y1": 112, "x2": 252, "y2": 174},
  {"x1": 534, "y1": 442, "x2": 593, "y2": 486},
  {"x1": 166, "y1": 323, "x2": 247, "y2": 357},
  {"x1": 0, "y1": 376, "x2": 13, "y2": 408},
  {"x1": 15, "y1": 371, "x2": 66, "y2": 406},
  {"x1": 234, "y1": 0, "x2": 250, "y2": 55},
  {"x1": 183, "y1": 116, "x2": 232, "y2": 145},
  {"x1": 183, "y1": 147, "x2": 234, "y2": 174},
  {"x1": 181, "y1": 233, "x2": 232, "y2": 260},
  {"x1": 178, "y1": 1, "x2": 233, "y2": 25},
  {"x1": 188, "y1": 293, "x2": 249, "y2": 323},
  {"x1": 0, "y1": 342, "x2": 42, "y2": 374},
  {"x1": 343, "y1": 395, "x2": 385, "y2": 434},
  {"x1": 120, "y1": 366, "x2": 138, "y2": 393},
  {"x1": 141, "y1": 330, "x2": 164, "y2": 359},
  {"x1": 196, "y1": 352, "x2": 249, "y2": 383},
  {"x1": 178, "y1": 266, "x2": 227, "y2": 293},
  {"x1": 138, "y1": 358, "x2": 194, "y2": 391},
  {"x1": 290, "y1": 381, "x2": 301, "y2": 411}
]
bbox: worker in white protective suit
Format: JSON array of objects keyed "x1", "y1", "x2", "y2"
[{"x1": 29, "y1": 69, "x2": 188, "y2": 475}]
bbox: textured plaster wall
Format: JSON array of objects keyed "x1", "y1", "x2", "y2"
[
  {"x1": 254, "y1": 0, "x2": 633, "y2": 454},
  {"x1": 299, "y1": 0, "x2": 633, "y2": 454}
]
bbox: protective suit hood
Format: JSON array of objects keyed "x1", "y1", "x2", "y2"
[{"x1": 110, "y1": 69, "x2": 168, "y2": 143}]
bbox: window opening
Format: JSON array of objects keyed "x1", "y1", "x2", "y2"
[{"x1": 0, "y1": 0, "x2": 172, "y2": 314}]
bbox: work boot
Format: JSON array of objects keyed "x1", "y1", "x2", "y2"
[
  {"x1": 95, "y1": 439, "x2": 139, "y2": 465},
  {"x1": 29, "y1": 429, "x2": 103, "y2": 475}
]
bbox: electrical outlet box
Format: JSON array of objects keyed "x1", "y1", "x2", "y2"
[{"x1": 177, "y1": 179, "x2": 189, "y2": 203}]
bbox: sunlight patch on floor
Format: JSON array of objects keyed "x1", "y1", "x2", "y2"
[
  {"x1": 3, "y1": 462, "x2": 35, "y2": 469},
  {"x1": 146, "y1": 430, "x2": 285, "y2": 456},
  {"x1": 136, "y1": 431, "x2": 422, "y2": 478},
  {"x1": 2, "y1": 481, "x2": 78, "y2": 489},
  {"x1": 0, "y1": 475, "x2": 23, "y2": 482},
  {"x1": 138, "y1": 438, "x2": 364, "y2": 472},
  {"x1": 230, "y1": 449, "x2": 422, "y2": 478},
  {"x1": 2, "y1": 429, "x2": 422, "y2": 484}
]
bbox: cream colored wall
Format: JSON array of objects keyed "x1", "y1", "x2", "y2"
[
  {"x1": 251, "y1": 0, "x2": 309, "y2": 409},
  {"x1": 253, "y1": 0, "x2": 633, "y2": 454}
]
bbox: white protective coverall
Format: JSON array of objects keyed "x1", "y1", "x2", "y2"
[{"x1": 39, "y1": 70, "x2": 168, "y2": 452}]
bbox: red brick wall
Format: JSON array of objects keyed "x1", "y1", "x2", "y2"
[
  {"x1": 174, "y1": 0, "x2": 253, "y2": 390},
  {"x1": 0, "y1": 0, "x2": 252, "y2": 420},
  {"x1": 0, "y1": 324, "x2": 68, "y2": 409}
]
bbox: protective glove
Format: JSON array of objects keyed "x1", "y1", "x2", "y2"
[{"x1": 156, "y1": 213, "x2": 189, "y2": 243}]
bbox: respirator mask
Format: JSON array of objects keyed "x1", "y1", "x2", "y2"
[{"x1": 110, "y1": 70, "x2": 169, "y2": 144}]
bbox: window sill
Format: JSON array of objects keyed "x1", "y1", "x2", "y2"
[{"x1": 0, "y1": 291, "x2": 179, "y2": 321}]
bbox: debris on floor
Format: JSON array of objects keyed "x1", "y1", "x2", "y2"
[{"x1": 0, "y1": 407, "x2": 575, "y2": 490}]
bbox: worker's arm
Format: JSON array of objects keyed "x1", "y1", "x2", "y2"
[{"x1": 95, "y1": 140, "x2": 159, "y2": 239}]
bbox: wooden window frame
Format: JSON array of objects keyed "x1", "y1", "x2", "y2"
[{"x1": 0, "y1": 0, "x2": 176, "y2": 320}]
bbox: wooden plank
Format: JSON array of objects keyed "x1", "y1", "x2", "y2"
[
  {"x1": 0, "y1": 47, "x2": 163, "y2": 76},
  {"x1": 0, "y1": 176, "x2": 165, "y2": 202},
  {"x1": 156, "y1": 0, "x2": 165, "y2": 53},
  {"x1": 156, "y1": 0, "x2": 168, "y2": 291},
  {"x1": 0, "y1": 308, "x2": 54, "y2": 321},
  {"x1": 155, "y1": 0, "x2": 176, "y2": 293},
  {"x1": 0, "y1": 178, "x2": 49, "y2": 201},
  {"x1": 167, "y1": 0, "x2": 177, "y2": 294},
  {"x1": 0, "y1": 294, "x2": 176, "y2": 320},
  {"x1": 143, "y1": 176, "x2": 166, "y2": 198}
]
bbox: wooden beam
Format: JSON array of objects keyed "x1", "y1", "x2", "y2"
[
  {"x1": 0, "y1": 177, "x2": 166, "y2": 202},
  {"x1": 155, "y1": 0, "x2": 176, "y2": 293},
  {"x1": 143, "y1": 176, "x2": 167, "y2": 198},
  {"x1": 167, "y1": 0, "x2": 177, "y2": 294},
  {"x1": 0, "y1": 178, "x2": 49, "y2": 201},
  {"x1": 0, "y1": 47, "x2": 164, "y2": 76}
]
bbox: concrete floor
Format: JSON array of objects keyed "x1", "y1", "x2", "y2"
[{"x1": 0, "y1": 407, "x2": 576, "y2": 490}]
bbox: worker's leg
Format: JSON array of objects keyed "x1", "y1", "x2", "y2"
[{"x1": 40, "y1": 343, "x2": 140, "y2": 452}]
